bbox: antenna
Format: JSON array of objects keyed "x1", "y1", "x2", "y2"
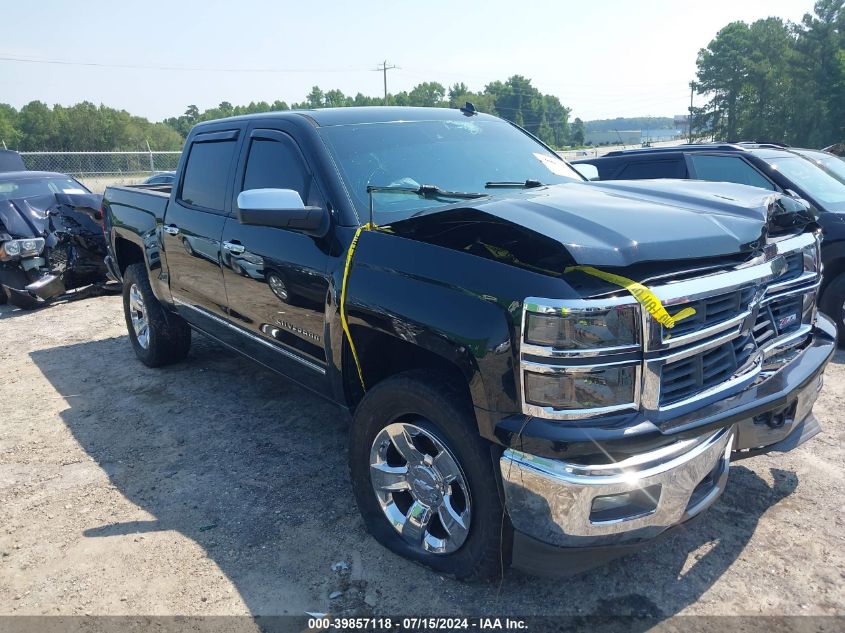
[{"x1": 460, "y1": 101, "x2": 477, "y2": 116}]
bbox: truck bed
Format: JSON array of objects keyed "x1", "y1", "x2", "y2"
[{"x1": 104, "y1": 184, "x2": 170, "y2": 222}]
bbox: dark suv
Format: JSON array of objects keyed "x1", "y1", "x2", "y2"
[{"x1": 573, "y1": 144, "x2": 845, "y2": 340}]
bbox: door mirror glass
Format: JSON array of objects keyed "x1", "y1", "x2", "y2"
[
  {"x1": 236, "y1": 188, "x2": 325, "y2": 232},
  {"x1": 573, "y1": 163, "x2": 599, "y2": 181}
]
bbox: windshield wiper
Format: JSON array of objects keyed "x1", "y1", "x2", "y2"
[
  {"x1": 485, "y1": 179, "x2": 544, "y2": 189},
  {"x1": 365, "y1": 184, "x2": 487, "y2": 225},
  {"x1": 366, "y1": 184, "x2": 486, "y2": 200}
]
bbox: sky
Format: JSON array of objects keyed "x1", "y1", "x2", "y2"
[{"x1": 0, "y1": 0, "x2": 812, "y2": 123}]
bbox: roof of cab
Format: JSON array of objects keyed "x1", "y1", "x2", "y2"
[{"x1": 194, "y1": 106, "x2": 499, "y2": 129}]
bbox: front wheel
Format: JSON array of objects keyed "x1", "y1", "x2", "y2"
[
  {"x1": 349, "y1": 371, "x2": 511, "y2": 581},
  {"x1": 122, "y1": 263, "x2": 191, "y2": 367}
]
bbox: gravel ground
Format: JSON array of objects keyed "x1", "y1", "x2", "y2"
[{"x1": 0, "y1": 294, "x2": 843, "y2": 620}]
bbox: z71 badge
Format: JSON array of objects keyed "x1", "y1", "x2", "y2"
[{"x1": 778, "y1": 313, "x2": 799, "y2": 330}]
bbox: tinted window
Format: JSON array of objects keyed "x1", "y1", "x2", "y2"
[
  {"x1": 180, "y1": 140, "x2": 236, "y2": 211},
  {"x1": 617, "y1": 159, "x2": 686, "y2": 180},
  {"x1": 689, "y1": 155, "x2": 775, "y2": 190},
  {"x1": 242, "y1": 137, "x2": 310, "y2": 200}
]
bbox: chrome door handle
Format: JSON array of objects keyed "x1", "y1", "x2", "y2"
[
  {"x1": 162, "y1": 225, "x2": 180, "y2": 235},
  {"x1": 223, "y1": 241, "x2": 245, "y2": 254}
]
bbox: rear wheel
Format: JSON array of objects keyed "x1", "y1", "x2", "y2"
[
  {"x1": 819, "y1": 272, "x2": 845, "y2": 347},
  {"x1": 349, "y1": 371, "x2": 511, "y2": 581},
  {"x1": 122, "y1": 263, "x2": 191, "y2": 367}
]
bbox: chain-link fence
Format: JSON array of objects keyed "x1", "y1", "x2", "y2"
[{"x1": 18, "y1": 151, "x2": 182, "y2": 193}]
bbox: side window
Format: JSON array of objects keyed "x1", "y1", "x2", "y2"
[
  {"x1": 689, "y1": 155, "x2": 776, "y2": 190},
  {"x1": 616, "y1": 159, "x2": 686, "y2": 180},
  {"x1": 242, "y1": 136, "x2": 314, "y2": 203},
  {"x1": 179, "y1": 139, "x2": 237, "y2": 211}
]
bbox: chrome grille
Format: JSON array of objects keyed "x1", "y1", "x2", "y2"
[
  {"x1": 752, "y1": 308, "x2": 777, "y2": 347},
  {"x1": 660, "y1": 334, "x2": 756, "y2": 406},
  {"x1": 666, "y1": 287, "x2": 756, "y2": 339}
]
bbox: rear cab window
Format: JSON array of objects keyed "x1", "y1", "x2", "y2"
[{"x1": 179, "y1": 134, "x2": 239, "y2": 212}]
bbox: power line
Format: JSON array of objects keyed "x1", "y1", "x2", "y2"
[
  {"x1": 372, "y1": 60, "x2": 399, "y2": 105},
  {"x1": 0, "y1": 55, "x2": 362, "y2": 74}
]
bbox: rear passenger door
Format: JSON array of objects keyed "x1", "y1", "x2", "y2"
[
  {"x1": 164, "y1": 129, "x2": 241, "y2": 321},
  {"x1": 219, "y1": 127, "x2": 332, "y2": 393},
  {"x1": 686, "y1": 153, "x2": 777, "y2": 190}
]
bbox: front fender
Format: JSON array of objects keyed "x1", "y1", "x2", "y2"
[{"x1": 332, "y1": 228, "x2": 573, "y2": 441}]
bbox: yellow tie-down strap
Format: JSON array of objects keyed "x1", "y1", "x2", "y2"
[
  {"x1": 564, "y1": 265, "x2": 696, "y2": 329},
  {"x1": 340, "y1": 223, "x2": 379, "y2": 391}
]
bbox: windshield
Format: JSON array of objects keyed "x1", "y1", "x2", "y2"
[
  {"x1": 794, "y1": 149, "x2": 845, "y2": 184},
  {"x1": 769, "y1": 154, "x2": 845, "y2": 212},
  {"x1": 317, "y1": 118, "x2": 582, "y2": 222},
  {"x1": 0, "y1": 176, "x2": 90, "y2": 200}
]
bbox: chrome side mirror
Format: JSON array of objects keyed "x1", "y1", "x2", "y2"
[{"x1": 236, "y1": 188, "x2": 326, "y2": 232}]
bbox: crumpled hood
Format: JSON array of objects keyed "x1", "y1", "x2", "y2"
[
  {"x1": 469, "y1": 180, "x2": 795, "y2": 267},
  {"x1": 0, "y1": 192, "x2": 103, "y2": 239}
]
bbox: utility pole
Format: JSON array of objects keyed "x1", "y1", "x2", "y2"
[
  {"x1": 688, "y1": 81, "x2": 696, "y2": 143},
  {"x1": 373, "y1": 60, "x2": 398, "y2": 106}
]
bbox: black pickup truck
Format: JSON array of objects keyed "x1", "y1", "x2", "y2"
[{"x1": 103, "y1": 107, "x2": 835, "y2": 579}]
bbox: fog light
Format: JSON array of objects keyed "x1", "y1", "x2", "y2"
[{"x1": 589, "y1": 484, "x2": 661, "y2": 524}]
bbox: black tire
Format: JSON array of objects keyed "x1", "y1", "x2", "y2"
[
  {"x1": 0, "y1": 268, "x2": 42, "y2": 310},
  {"x1": 349, "y1": 370, "x2": 511, "y2": 581},
  {"x1": 122, "y1": 263, "x2": 191, "y2": 367},
  {"x1": 819, "y1": 272, "x2": 845, "y2": 346}
]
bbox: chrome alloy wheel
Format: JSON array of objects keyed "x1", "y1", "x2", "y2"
[
  {"x1": 268, "y1": 273, "x2": 289, "y2": 302},
  {"x1": 128, "y1": 283, "x2": 150, "y2": 349},
  {"x1": 369, "y1": 422, "x2": 471, "y2": 554}
]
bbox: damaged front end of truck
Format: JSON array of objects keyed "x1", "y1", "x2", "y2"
[{"x1": 361, "y1": 179, "x2": 834, "y2": 575}]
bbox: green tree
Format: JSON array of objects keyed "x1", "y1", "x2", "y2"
[
  {"x1": 571, "y1": 118, "x2": 585, "y2": 146},
  {"x1": 408, "y1": 82, "x2": 447, "y2": 107},
  {"x1": 696, "y1": 21, "x2": 755, "y2": 141},
  {"x1": 18, "y1": 101, "x2": 58, "y2": 150},
  {"x1": 0, "y1": 104, "x2": 20, "y2": 148},
  {"x1": 695, "y1": 1, "x2": 845, "y2": 146}
]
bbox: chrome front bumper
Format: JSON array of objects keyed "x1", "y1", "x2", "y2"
[
  {"x1": 499, "y1": 314, "x2": 833, "y2": 561},
  {"x1": 501, "y1": 427, "x2": 734, "y2": 548}
]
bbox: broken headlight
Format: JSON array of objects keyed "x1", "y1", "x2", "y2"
[{"x1": 1, "y1": 238, "x2": 46, "y2": 261}]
